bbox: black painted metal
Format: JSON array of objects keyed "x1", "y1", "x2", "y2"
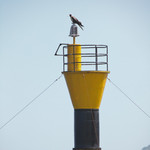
[{"x1": 74, "y1": 109, "x2": 100, "y2": 150}]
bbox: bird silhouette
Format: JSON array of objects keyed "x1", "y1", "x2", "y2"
[{"x1": 69, "y1": 14, "x2": 84, "y2": 30}]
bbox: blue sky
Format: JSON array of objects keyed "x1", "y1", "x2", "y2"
[{"x1": 0, "y1": 0, "x2": 150, "y2": 150}]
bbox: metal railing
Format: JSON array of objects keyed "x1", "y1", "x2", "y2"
[{"x1": 55, "y1": 43, "x2": 108, "y2": 72}]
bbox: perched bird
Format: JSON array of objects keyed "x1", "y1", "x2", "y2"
[{"x1": 69, "y1": 14, "x2": 84, "y2": 30}]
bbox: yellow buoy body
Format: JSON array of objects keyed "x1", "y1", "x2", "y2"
[
  {"x1": 63, "y1": 71, "x2": 109, "y2": 109},
  {"x1": 67, "y1": 44, "x2": 81, "y2": 71}
]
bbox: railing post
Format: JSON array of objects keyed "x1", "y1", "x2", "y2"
[
  {"x1": 95, "y1": 46, "x2": 98, "y2": 71},
  {"x1": 106, "y1": 46, "x2": 108, "y2": 71},
  {"x1": 63, "y1": 46, "x2": 65, "y2": 72}
]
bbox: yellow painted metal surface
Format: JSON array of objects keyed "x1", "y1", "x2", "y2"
[
  {"x1": 67, "y1": 44, "x2": 81, "y2": 71},
  {"x1": 63, "y1": 71, "x2": 110, "y2": 109}
]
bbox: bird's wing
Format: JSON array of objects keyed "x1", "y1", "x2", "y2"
[
  {"x1": 72, "y1": 16, "x2": 80, "y2": 23},
  {"x1": 70, "y1": 15, "x2": 84, "y2": 29}
]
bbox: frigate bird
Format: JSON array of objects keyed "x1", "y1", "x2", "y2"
[{"x1": 69, "y1": 14, "x2": 84, "y2": 30}]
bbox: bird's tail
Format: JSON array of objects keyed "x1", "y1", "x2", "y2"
[{"x1": 79, "y1": 25, "x2": 84, "y2": 30}]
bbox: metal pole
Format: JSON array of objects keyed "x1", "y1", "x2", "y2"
[
  {"x1": 106, "y1": 46, "x2": 108, "y2": 71},
  {"x1": 63, "y1": 46, "x2": 65, "y2": 72},
  {"x1": 73, "y1": 37, "x2": 76, "y2": 45},
  {"x1": 95, "y1": 46, "x2": 98, "y2": 71}
]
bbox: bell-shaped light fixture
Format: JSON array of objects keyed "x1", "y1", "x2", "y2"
[{"x1": 69, "y1": 24, "x2": 79, "y2": 37}]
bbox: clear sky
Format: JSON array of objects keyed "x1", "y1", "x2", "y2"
[{"x1": 0, "y1": 0, "x2": 150, "y2": 150}]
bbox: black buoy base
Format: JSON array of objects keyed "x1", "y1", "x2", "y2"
[{"x1": 74, "y1": 109, "x2": 100, "y2": 149}]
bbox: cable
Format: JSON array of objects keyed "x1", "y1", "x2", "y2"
[
  {"x1": 0, "y1": 74, "x2": 63, "y2": 130},
  {"x1": 107, "y1": 77, "x2": 150, "y2": 119}
]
